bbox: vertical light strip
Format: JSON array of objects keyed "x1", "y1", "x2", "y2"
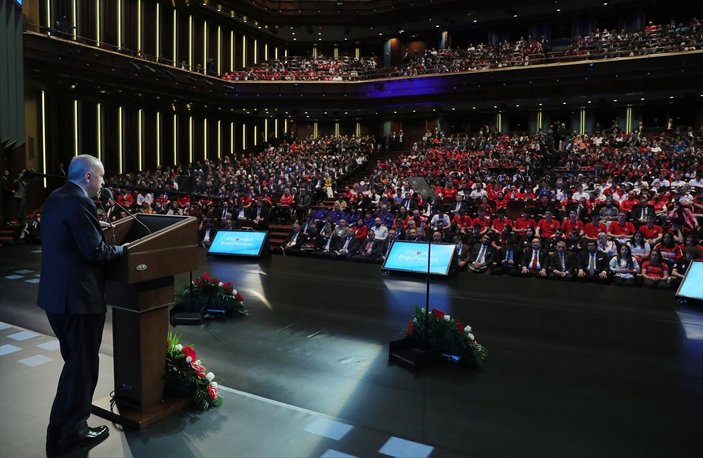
[
  {"x1": 313, "y1": 122, "x2": 318, "y2": 139},
  {"x1": 173, "y1": 113, "x2": 178, "y2": 165},
  {"x1": 46, "y1": 0, "x2": 52, "y2": 35},
  {"x1": 203, "y1": 20, "x2": 208, "y2": 74},
  {"x1": 96, "y1": 103, "x2": 102, "y2": 160},
  {"x1": 537, "y1": 110, "x2": 543, "y2": 131},
  {"x1": 334, "y1": 47, "x2": 338, "y2": 59},
  {"x1": 137, "y1": 0, "x2": 142, "y2": 53},
  {"x1": 230, "y1": 121, "x2": 234, "y2": 154},
  {"x1": 117, "y1": 0, "x2": 122, "y2": 49},
  {"x1": 217, "y1": 120, "x2": 221, "y2": 158},
  {"x1": 188, "y1": 15, "x2": 193, "y2": 69},
  {"x1": 230, "y1": 30, "x2": 234, "y2": 71},
  {"x1": 156, "y1": 112, "x2": 161, "y2": 166},
  {"x1": 242, "y1": 124, "x2": 246, "y2": 150},
  {"x1": 172, "y1": 8, "x2": 177, "y2": 67},
  {"x1": 254, "y1": 39, "x2": 258, "y2": 64},
  {"x1": 118, "y1": 106, "x2": 124, "y2": 173},
  {"x1": 580, "y1": 109, "x2": 587, "y2": 135},
  {"x1": 355, "y1": 48, "x2": 360, "y2": 59},
  {"x1": 138, "y1": 109, "x2": 143, "y2": 171},
  {"x1": 274, "y1": 118, "x2": 279, "y2": 138},
  {"x1": 96, "y1": 0, "x2": 101, "y2": 45},
  {"x1": 242, "y1": 35, "x2": 246, "y2": 68},
  {"x1": 497, "y1": 112, "x2": 502, "y2": 133},
  {"x1": 155, "y1": 3, "x2": 160, "y2": 60},
  {"x1": 189, "y1": 116, "x2": 193, "y2": 162},
  {"x1": 203, "y1": 118, "x2": 208, "y2": 159},
  {"x1": 217, "y1": 26, "x2": 222, "y2": 75},
  {"x1": 284, "y1": 119, "x2": 288, "y2": 134},
  {"x1": 334, "y1": 122, "x2": 340, "y2": 137},
  {"x1": 41, "y1": 91, "x2": 47, "y2": 188},
  {"x1": 72, "y1": 0, "x2": 77, "y2": 40},
  {"x1": 626, "y1": 106, "x2": 632, "y2": 133},
  {"x1": 264, "y1": 119, "x2": 268, "y2": 143},
  {"x1": 254, "y1": 125, "x2": 258, "y2": 146},
  {"x1": 73, "y1": 100, "x2": 79, "y2": 156},
  {"x1": 356, "y1": 122, "x2": 361, "y2": 137},
  {"x1": 265, "y1": 43, "x2": 268, "y2": 61},
  {"x1": 275, "y1": 47, "x2": 278, "y2": 60}
]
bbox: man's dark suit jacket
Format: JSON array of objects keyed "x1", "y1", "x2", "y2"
[
  {"x1": 37, "y1": 181, "x2": 123, "y2": 315},
  {"x1": 520, "y1": 248, "x2": 550, "y2": 271},
  {"x1": 577, "y1": 249, "x2": 609, "y2": 275},
  {"x1": 469, "y1": 242, "x2": 496, "y2": 264}
]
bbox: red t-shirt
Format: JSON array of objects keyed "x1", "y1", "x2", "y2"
[
  {"x1": 609, "y1": 221, "x2": 636, "y2": 237},
  {"x1": 642, "y1": 260, "x2": 668, "y2": 279},
  {"x1": 514, "y1": 217, "x2": 536, "y2": 232},
  {"x1": 537, "y1": 219, "x2": 561, "y2": 238},
  {"x1": 639, "y1": 224, "x2": 663, "y2": 240},
  {"x1": 584, "y1": 222, "x2": 607, "y2": 239},
  {"x1": 561, "y1": 219, "x2": 584, "y2": 234}
]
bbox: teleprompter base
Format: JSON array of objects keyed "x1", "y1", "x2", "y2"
[{"x1": 92, "y1": 395, "x2": 191, "y2": 429}]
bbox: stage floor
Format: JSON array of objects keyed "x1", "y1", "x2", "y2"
[{"x1": 1, "y1": 244, "x2": 702, "y2": 458}]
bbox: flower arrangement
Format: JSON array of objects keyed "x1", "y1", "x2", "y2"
[
  {"x1": 165, "y1": 330, "x2": 224, "y2": 411},
  {"x1": 178, "y1": 272, "x2": 248, "y2": 316},
  {"x1": 406, "y1": 306, "x2": 488, "y2": 367}
]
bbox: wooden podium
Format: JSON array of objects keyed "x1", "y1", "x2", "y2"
[{"x1": 91, "y1": 214, "x2": 199, "y2": 428}]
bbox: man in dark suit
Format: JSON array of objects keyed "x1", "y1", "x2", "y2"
[
  {"x1": 468, "y1": 233, "x2": 496, "y2": 273},
  {"x1": 548, "y1": 240, "x2": 575, "y2": 280},
  {"x1": 37, "y1": 155, "x2": 125, "y2": 453},
  {"x1": 576, "y1": 240, "x2": 610, "y2": 282},
  {"x1": 491, "y1": 236, "x2": 522, "y2": 276},
  {"x1": 520, "y1": 237, "x2": 549, "y2": 277}
]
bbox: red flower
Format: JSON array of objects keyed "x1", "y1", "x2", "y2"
[
  {"x1": 406, "y1": 320, "x2": 415, "y2": 336},
  {"x1": 455, "y1": 320, "x2": 464, "y2": 331},
  {"x1": 182, "y1": 346, "x2": 197, "y2": 361},
  {"x1": 191, "y1": 361, "x2": 207, "y2": 378},
  {"x1": 201, "y1": 272, "x2": 210, "y2": 282},
  {"x1": 223, "y1": 282, "x2": 234, "y2": 294},
  {"x1": 207, "y1": 383, "x2": 219, "y2": 400},
  {"x1": 234, "y1": 292, "x2": 244, "y2": 302},
  {"x1": 431, "y1": 308, "x2": 445, "y2": 319}
]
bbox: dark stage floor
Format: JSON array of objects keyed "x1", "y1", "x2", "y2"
[{"x1": 1, "y1": 244, "x2": 702, "y2": 458}]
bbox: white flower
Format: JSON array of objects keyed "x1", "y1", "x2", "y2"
[
  {"x1": 206, "y1": 372, "x2": 215, "y2": 381},
  {"x1": 196, "y1": 360, "x2": 202, "y2": 365},
  {"x1": 186, "y1": 356, "x2": 193, "y2": 363},
  {"x1": 218, "y1": 282, "x2": 224, "y2": 287},
  {"x1": 444, "y1": 315, "x2": 451, "y2": 321},
  {"x1": 211, "y1": 382, "x2": 218, "y2": 388},
  {"x1": 175, "y1": 344, "x2": 183, "y2": 351},
  {"x1": 467, "y1": 333, "x2": 475, "y2": 341},
  {"x1": 412, "y1": 318, "x2": 418, "y2": 324},
  {"x1": 464, "y1": 325, "x2": 472, "y2": 333},
  {"x1": 233, "y1": 289, "x2": 238, "y2": 295}
]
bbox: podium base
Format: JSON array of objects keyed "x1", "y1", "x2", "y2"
[{"x1": 92, "y1": 395, "x2": 191, "y2": 429}]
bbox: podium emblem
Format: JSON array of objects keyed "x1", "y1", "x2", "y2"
[{"x1": 136, "y1": 264, "x2": 148, "y2": 271}]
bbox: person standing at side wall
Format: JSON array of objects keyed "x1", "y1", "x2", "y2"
[{"x1": 37, "y1": 154, "x2": 127, "y2": 454}]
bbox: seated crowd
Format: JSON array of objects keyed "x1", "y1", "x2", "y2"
[
  {"x1": 222, "y1": 55, "x2": 378, "y2": 81},
  {"x1": 96, "y1": 126, "x2": 702, "y2": 289}
]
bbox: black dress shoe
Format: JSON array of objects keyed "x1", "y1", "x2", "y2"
[{"x1": 48, "y1": 425, "x2": 109, "y2": 453}]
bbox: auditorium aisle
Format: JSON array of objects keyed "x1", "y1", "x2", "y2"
[{"x1": 1, "y1": 244, "x2": 702, "y2": 458}]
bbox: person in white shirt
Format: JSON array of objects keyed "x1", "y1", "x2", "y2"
[{"x1": 370, "y1": 218, "x2": 388, "y2": 241}]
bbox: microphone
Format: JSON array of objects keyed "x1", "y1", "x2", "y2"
[
  {"x1": 101, "y1": 187, "x2": 152, "y2": 236},
  {"x1": 97, "y1": 188, "x2": 116, "y2": 244}
]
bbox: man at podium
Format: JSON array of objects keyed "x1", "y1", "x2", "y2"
[{"x1": 37, "y1": 155, "x2": 126, "y2": 454}]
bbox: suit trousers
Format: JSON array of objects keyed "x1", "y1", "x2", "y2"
[{"x1": 45, "y1": 311, "x2": 106, "y2": 444}]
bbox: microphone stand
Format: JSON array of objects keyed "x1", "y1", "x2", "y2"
[{"x1": 102, "y1": 188, "x2": 153, "y2": 237}]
